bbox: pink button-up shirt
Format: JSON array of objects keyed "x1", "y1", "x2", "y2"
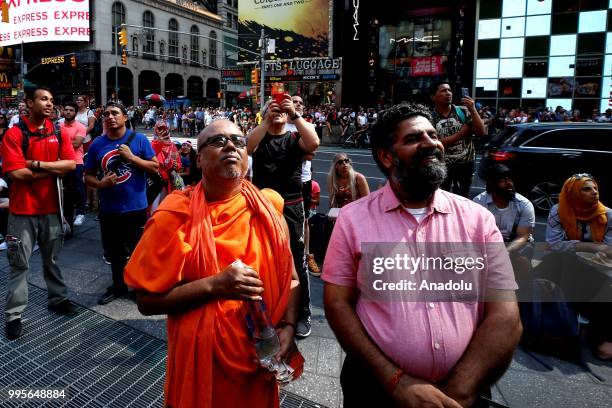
[{"x1": 322, "y1": 183, "x2": 517, "y2": 382}]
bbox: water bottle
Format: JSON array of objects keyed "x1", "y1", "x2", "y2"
[
  {"x1": 232, "y1": 259, "x2": 280, "y2": 364},
  {"x1": 246, "y1": 299, "x2": 281, "y2": 364}
]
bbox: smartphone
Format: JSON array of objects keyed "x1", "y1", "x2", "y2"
[
  {"x1": 461, "y1": 87, "x2": 470, "y2": 98},
  {"x1": 274, "y1": 93, "x2": 287, "y2": 104}
]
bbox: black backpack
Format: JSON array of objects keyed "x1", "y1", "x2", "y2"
[
  {"x1": 17, "y1": 119, "x2": 62, "y2": 159},
  {"x1": 125, "y1": 130, "x2": 163, "y2": 205},
  {"x1": 90, "y1": 114, "x2": 103, "y2": 139}
]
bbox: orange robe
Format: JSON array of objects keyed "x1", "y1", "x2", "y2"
[{"x1": 125, "y1": 181, "x2": 294, "y2": 408}]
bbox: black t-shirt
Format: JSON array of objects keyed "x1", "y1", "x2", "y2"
[{"x1": 252, "y1": 131, "x2": 304, "y2": 200}]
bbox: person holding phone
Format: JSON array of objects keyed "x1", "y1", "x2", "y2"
[
  {"x1": 247, "y1": 94, "x2": 320, "y2": 338},
  {"x1": 430, "y1": 80, "x2": 486, "y2": 197}
]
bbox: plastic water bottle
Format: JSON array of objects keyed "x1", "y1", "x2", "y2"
[
  {"x1": 246, "y1": 299, "x2": 280, "y2": 364},
  {"x1": 232, "y1": 259, "x2": 280, "y2": 364}
]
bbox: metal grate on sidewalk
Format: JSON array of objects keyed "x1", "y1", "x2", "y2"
[{"x1": 0, "y1": 283, "x2": 326, "y2": 408}]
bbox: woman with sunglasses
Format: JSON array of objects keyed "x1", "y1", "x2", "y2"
[
  {"x1": 327, "y1": 153, "x2": 370, "y2": 209},
  {"x1": 544, "y1": 173, "x2": 612, "y2": 360}
]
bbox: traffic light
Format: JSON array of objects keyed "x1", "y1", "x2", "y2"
[
  {"x1": 251, "y1": 68, "x2": 259, "y2": 84},
  {"x1": 118, "y1": 27, "x2": 128, "y2": 47},
  {"x1": 1, "y1": 2, "x2": 9, "y2": 23},
  {"x1": 70, "y1": 55, "x2": 77, "y2": 68},
  {"x1": 121, "y1": 51, "x2": 128, "y2": 65}
]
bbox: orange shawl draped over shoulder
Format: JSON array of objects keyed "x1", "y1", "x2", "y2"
[{"x1": 125, "y1": 180, "x2": 294, "y2": 408}]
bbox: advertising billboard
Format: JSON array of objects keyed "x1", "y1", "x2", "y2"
[
  {"x1": 0, "y1": 0, "x2": 91, "y2": 47},
  {"x1": 238, "y1": 0, "x2": 330, "y2": 60}
]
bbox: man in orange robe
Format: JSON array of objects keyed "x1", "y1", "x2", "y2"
[{"x1": 124, "y1": 119, "x2": 301, "y2": 408}]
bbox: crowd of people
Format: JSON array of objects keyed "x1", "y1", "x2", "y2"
[{"x1": 0, "y1": 82, "x2": 610, "y2": 408}]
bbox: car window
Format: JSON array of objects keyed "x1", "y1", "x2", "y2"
[{"x1": 524, "y1": 128, "x2": 612, "y2": 151}]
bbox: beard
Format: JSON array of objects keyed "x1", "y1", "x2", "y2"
[
  {"x1": 390, "y1": 147, "x2": 447, "y2": 202},
  {"x1": 493, "y1": 186, "x2": 516, "y2": 201}
]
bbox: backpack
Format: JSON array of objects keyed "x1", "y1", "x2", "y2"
[
  {"x1": 519, "y1": 278, "x2": 581, "y2": 361},
  {"x1": 125, "y1": 130, "x2": 164, "y2": 205},
  {"x1": 308, "y1": 213, "x2": 334, "y2": 263},
  {"x1": 90, "y1": 114, "x2": 103, "y2": 139},
  {"x1": 17, "y1": 119, "x2": 62, "y2": 159}
]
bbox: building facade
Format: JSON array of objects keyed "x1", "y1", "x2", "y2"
[
  {"x1": 474, "y1": 0, "x2": 612, "y2": 114},
  {"x1": 333, "y1": 0, "x2": 477, "y2": 108},
  {"x1": 18, "y1": 1, "x2": 233, "y2": 108}
]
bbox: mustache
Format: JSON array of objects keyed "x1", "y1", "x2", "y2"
[{"x1": 412, "y1": 147, "x2": 445, "y2": 168}]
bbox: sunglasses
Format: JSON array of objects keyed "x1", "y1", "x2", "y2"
[
  {"x1": 336, "y1": 158, "x2": 350, "y2": 165},
  {"x1": 198, "y1": 134, "x2": 247, "y2": 151},
  {"x1": 572, "y1": 173, "x2": 593, "y2": 180}
]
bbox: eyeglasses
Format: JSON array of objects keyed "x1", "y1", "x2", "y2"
[
  {"x1": 198, "y1": 134, "x2": 247, "y2": 151},
  {"x1": 572, "y1": 173, "x2": 593, "y2": 180},
  {"x1": 102, "y1": 110, "x2": 124, "y2": 117},
  {"x1": 336, "y1": 158, "x2": 350, "y2": 165}
]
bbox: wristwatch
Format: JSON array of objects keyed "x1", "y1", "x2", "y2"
[{"x1": 290, "y1": 113, "x2": 301, "y2": 121}]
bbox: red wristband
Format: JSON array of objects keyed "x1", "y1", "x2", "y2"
[{"x1": 388, "y1": 368, "x2": 404, "y2": 394}]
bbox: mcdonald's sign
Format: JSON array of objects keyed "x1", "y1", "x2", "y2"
[{"x1": 0, "y1": 71, "x2": 10, "y2": 89}]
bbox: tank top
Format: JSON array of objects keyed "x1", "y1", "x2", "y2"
[{"x1": 334, "y1": 185, "x2": 354, "y2": 208}]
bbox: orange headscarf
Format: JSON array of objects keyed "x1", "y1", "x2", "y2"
[{"x1": 558, "y1": 176, "x2": 608, "y2": 242}]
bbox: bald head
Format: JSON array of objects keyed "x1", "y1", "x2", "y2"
[{"x1": 197, "y1": 119, "x2": 243, "y2": 150}]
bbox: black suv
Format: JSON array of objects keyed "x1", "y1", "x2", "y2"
[{"x1": 479, "y1": 122, "x2": 612, "y2": 213}]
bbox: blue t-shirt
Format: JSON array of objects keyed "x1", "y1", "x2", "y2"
[{"x1": 84, "y1": 129, "x2": 155, "y2": 214}]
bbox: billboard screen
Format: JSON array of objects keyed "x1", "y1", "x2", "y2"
[
  {"x1": 238, "y1": 0, "x2": 329, "y2": 60},
  {"x1": 0, "y1": 0, "x2": 91, "y2": 47}
]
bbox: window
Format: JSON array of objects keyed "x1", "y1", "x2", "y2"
[
  {"x1": 190, "y1": 25, "x2": 200, "y2": 64},
  {"x1": 132, "y1": 36, "x2": 139, "y2": 56},
  {"x1": 526, "y1": 129, "x2": 610, "y2": 151},
  {"x1": 143, "y1": 11, "x2": 155, "y2": 59},
  {"x1": 111, "y1": 2, "x2": 126, "y2": 53},
  {"x1": 169, "y1": 19, "x2": 179, "y2": 62},
  {"x1": 209, "y1": 30, "x2": 217, "y2": 67}
]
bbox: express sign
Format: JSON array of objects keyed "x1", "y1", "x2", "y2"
[{"x1": 0, "y1": 0, "x2": 90, "y2": 47}]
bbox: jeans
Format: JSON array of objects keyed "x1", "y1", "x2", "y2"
[
  {"x1": 99, "y1": 209, "x2": 147, "y2": 293},
  {"x1": 441, "y1": 160, "x2": 475, "y2": 198},
  {"x1": 5, "y1": 213, "x2": 68, "y2": 321}
]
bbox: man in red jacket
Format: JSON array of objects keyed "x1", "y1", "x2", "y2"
[{"x1": 2, "y1": 86, "x2": 78, "y2": 340}]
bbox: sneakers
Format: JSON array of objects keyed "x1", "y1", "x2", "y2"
[
  {"x1": 5, "y1": 319, "x2": 22, "y2": 340},
  {"x1": 307, "y1": 254, "x2": 321, "y2": 277},
  {"x1": 296, "y1": 317, "x2": 312, "y2": 338},
  {"x1": 47, "y1": 299, "x2": 79, "y2": 316},
  {"x1": 74, "y1": 214, "x2": 85, "y2": 226},
  {"x1": 0, "y1": 241, "x2": 6, "y2": 251}
]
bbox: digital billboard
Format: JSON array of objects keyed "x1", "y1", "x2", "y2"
[
  {"x1": 0, "y1": 0, "x2": 91, "y2": 47},
  {"x1": 238, "y1": 0, "x2": 330, "y2": 60}
]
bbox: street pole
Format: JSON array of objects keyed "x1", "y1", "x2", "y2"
[
  {"x1": 115, "y1": 25, "x2": 119, "y2": 102},
  {"x1": 260, "y1": 29, "x2": 266, "y2": 111},
  {"x1": 20, "y1": 41, "x2": 24, "y2": 98}
]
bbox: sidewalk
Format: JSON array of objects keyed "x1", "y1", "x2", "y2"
[{"x1": 1, "y1": 215, "x2": 611, "y2": 407}]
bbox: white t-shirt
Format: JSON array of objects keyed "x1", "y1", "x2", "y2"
[
  {"x1": 301, "y1": 160, "x2": 312, "y2": 183},
  {"x1": 8, "y1": 114, "x2": 20, "y2": 128},
  {"x1": 75, "y1": 109, "x2": 93, "y2": 129},
  {"x1": 403, "y1": 207, "x2": 428, "y2": 223}
]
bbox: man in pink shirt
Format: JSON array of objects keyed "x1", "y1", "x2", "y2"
[
  {"x1": 322, "y1": 102, "x2": 521, "y2": 408},
  {"x1": 60, "y1": 102, "x2": 87, "y2": 236}
]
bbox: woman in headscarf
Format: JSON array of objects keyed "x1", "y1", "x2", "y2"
[
  {"x1": 545, "y1": 173, "x2": 612, "y2": 359},
  {"x1": 151, "y1": 121, "x2": 184, "y2": 203},
  {"x1": 327, "y1": 153, "x2": 370, "y2": 209}
]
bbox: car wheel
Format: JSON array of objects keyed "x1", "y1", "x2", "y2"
[{"x1": 529, "y1": 182, "x2": 560, "y2": 214}]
